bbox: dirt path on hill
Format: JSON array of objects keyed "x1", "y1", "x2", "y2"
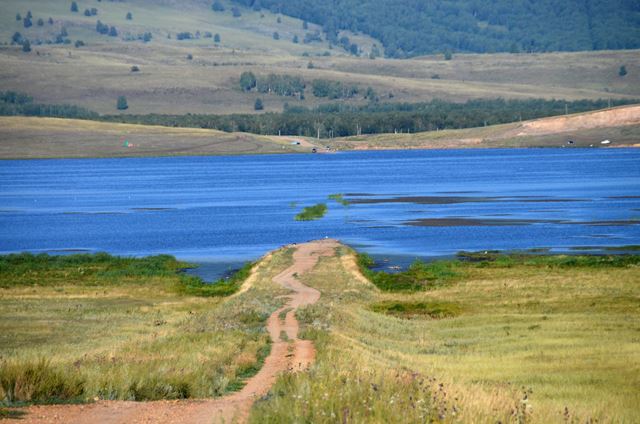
[{"x1": 10, "y1": 239, "x2": 339, "y2": 424}]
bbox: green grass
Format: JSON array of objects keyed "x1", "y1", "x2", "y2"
[
  {"x1": 0, "y1": 249, "x2": 294, "y2": 404},
  {"x1": 251, "y1": 247, "x2": 640, "y2": 423},
  {"x1": 357, "y1": 253, "x2": 460, "y2": 292},
  {"x1": 370, "y1": 300, "x2": 463, "y2": 319},
  {"x1": 294, "y1": 203, "x2": 328, "y2": 221}
]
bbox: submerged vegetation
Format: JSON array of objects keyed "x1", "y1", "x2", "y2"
[{"x1": 294, "y1": 203, "x2": 328, "y2": 221}]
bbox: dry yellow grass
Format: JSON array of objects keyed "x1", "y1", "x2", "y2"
[{"x1": 0, "y1": 116, "x2": 310, "y2": 158}]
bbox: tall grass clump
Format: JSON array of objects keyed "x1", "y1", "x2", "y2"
[
  {"x1": 0, "y1": 359, "x2": 84, "y2": 403},
  {"x1": 370, "y1": 300, "x2": 463, "y2": 319},
  {"x1": 294, "y1": 203, "x2": 328, "y2": 221},
  {"x1": 250, "y1": 343, "x2": 452, "y2": 423},
  {"x1": 0, "y1": 252, "x2": 191, "y2": 288},
  {"x1": 356, "y1": 253, "x2": 460, "y2": 292}
]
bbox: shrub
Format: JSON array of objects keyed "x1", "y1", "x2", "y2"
[
  {"x1": 619, "y1": 65, "x2": 627, "y2": 77},
  {"x1": 116, "y1": 96, "x2": 128, "y2": 110},
  {"x1": 130, "y1": 65, "x2": 140, "y2": 72},
  {"x1": 126, "y1": 12, "x2": 132, "y2": 20},
  {"x1": 22, "y1": 40, "x2": 31, "y2": 53},
  {"x1": 254, "y1": 98, "x2": 264, "y2": 110},
  {"x1": 211, "y1": 1, "x2": 225, "y2": 12},
  {"x1": 70, "y1": 1, "x2": 78, "y2": 13},
  {"x1": 356, "y1": 253, "x2": 460, "y2": 292},
  {"x1": 74, "y1": 40, "x2": 85, "y2": 48}
]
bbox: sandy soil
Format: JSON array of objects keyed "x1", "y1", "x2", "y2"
[
  {"x1": 515, "y1": 104, "x2": 640, "y2": 136},
  {"x1": 7, "y1": 239, "x2": 339, "y2": 424}
]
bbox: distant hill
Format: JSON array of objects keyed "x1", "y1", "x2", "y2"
[{"x1": 233, "y1": 0, "x2": 640, "y2": 57}]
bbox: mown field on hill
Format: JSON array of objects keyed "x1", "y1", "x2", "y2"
[{"x1": 0, "y1": 0, "x2": 638, "y2": 116}]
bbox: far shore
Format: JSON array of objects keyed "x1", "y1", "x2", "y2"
[{"x1": 1, "y1": 104, "x2": 639, "y2": 159}]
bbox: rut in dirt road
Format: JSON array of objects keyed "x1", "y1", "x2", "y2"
[{"x1": 10, "y1": 239, "x2": 339, "y2": 424}]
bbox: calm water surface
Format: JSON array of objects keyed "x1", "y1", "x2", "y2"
[{"x1": 1, "y1": 149, "x2": 639, "y2": 279}]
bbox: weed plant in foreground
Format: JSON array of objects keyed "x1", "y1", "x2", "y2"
[{"x1": 0, "y1": 250, "x2": 294, "y2": 404}]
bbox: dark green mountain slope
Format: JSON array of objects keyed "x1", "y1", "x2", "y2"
[{"x1": 233, "y1": 0, "x2": 640, "y2": 57}]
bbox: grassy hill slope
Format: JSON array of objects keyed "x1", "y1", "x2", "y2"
[
  {"x1": 0, "y1": 1, "x2": 638, "y2": 116},
  {"x1": 328, "y1": 104, "x2": 640, "y2": 150},
  {"x1": 0, "y1": 116, "x2": 310, "y2": 159}
]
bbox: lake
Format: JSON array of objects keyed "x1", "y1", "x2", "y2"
[{"x1": 1, "y1": 149, "x2": 639, "y2": 280}]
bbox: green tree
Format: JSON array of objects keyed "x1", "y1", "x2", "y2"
[
  {"x1": 22, "y1": 40, "x2": 31, "y2": 53},
  {"x1": 239, "y1": 71, "x2": 257, "y2": 91},
  {"x1": 231, "y1": 7, "x2": 241, "y2": 17},
  {"x1": 48, "y1": 17, "x2": 54, "y2": 25},
  {"x1": 273, "y1": 31, "x2": 280, "y2": 40},
  {"x1": 26, "y1": 11, "x2": 32, "y2": 19},
  {"x1": 23, "y1": 17, "x2": 32, "y2": 28},
  {"x1": 619, "y1": 65, "x2": 628, "y2": 77},
  {"x1": 12, "y1": 32, "x2": 22, "y2": 44},
  {"x1": 71, "y1": 1, "x2": 78, "y2": 12},
  {"x1": 211, "y1": 1, "x2": 225, "y2": 12},
  {"x1": 16, "y1": 13, "x2": 21, "y2": 21},
  {"x1": 117, "y1": 96, "x2": 128, "y2": 110},
  {"x1": 293, "y1": 34, "x2": 299, "y2": 43},
  {"x1": 109, "y1": 26, "x2": 118, "y2": 37},
  {"x1": 126, "y1": 12, "x2": 133, "y2": 20},
  {"x1": 444, "y1": 50, "x2": 453, "y2": 60},
  {"x1": 214, "y1": 33, "x2": 221, "y2": 43},
  {"x1": 37, "y1": 18, "x2": 44, "y2": 26},
  {"x1": 254, "y1": 98, "x2": 264, "y2": 110}
]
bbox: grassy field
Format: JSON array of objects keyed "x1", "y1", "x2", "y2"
[
  {"x1": 250, "y1": 246, "x2": 640, "y2": 423},
  {"x1": 0, "y1": 1, "x2": 639, "y2": 115},
  {"x1": 1, "y1": 243, "x2": 639, "y2": 421},
  {"x1": 0, "y1": 116, "x2": 312, "y2": 158},
  {"x1": 327, "y1": 106, "x2": 640, "y2": 150},
  {"x1": 1, "y1": 108, "x2": 638, "y2": 159},
  {"x1": 0, "y1": 248, "x2": 294, "y2": 404}
]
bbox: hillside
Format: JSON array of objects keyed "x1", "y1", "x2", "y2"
[
  {"x1": 2, "y1": 106, "x2": 638, "y2": 159},
  {"x1": 0, "y1": 116, "x2": 310, "y2": 159},
  {"x1": 327, "y1": 104, "x2": 640, "y2": 150},
  {"x1": 0, "y1": 1, "x2": 639, "y2": 116},
  {"x1": 233, "y1": 0, "x2": 640, "y2": 57}
]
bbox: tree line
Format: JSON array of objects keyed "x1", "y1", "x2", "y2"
[
  {"x1": 1, "y1": 91, "x2": 636, "y2": 138},
  {"x1": 99, "y1": 98, "x2": 637, "y2": 137},
  {"x1": 230, "y1": 0, "x2": 640, "y2": 57}
]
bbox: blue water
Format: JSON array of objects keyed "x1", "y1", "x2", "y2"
[{"x1": 1, "y1": 149, "x2": 639, "y2": 279}]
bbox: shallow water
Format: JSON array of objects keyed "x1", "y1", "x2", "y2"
[{"x1": 1, "y1": 149, "x2": 639, "y2": 279}]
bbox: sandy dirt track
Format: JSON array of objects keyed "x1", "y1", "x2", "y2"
[{"x1": 9, "y1": 239, "x2": 339, "y2": 424}]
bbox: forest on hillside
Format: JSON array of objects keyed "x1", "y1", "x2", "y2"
[{"x1": 232, "y1": 0, "x2": 640, "y2": 57}]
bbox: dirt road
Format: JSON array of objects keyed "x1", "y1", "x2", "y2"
[{"x1": 10, "y1": 239, "x2": 338, "y2": 424}]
